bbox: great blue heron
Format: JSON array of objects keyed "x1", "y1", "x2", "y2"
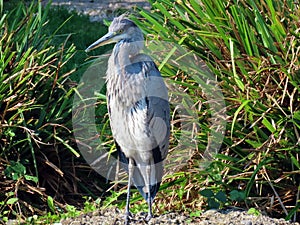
[{"x1": 85, "y1": 14, "x2": 170, "y2": 223}]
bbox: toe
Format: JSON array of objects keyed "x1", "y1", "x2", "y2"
[
  {"x1": 124, "y1": 211, "x2": 133, "y2": 225},
  {"x1": 145, "y1": 213, "x2": 152, "y2": 222}
]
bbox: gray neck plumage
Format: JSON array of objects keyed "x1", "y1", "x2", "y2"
[{"x1": 113, "y1": 36, "x2": 144, "y2": 72}]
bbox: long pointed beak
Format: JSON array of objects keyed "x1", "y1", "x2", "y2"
[{"x1": 85, "y1": 32, "x2": 116, "y2": 52}]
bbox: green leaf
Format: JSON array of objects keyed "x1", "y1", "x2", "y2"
[
  {"x1": 285, "y1": 202, "x2": 300, "y2": 220},
  {"x1": 245, "y1": 159, "x2": 268, "y2": 197},
  {"x1": 190, "y1": 210, "x2": 202, "y2": 217},
  {"x1": 229, "y1": 190, "x2": 246, "y2": 202},
  {"x1": 200, "y1": 189, "x2": 214, "y2": 198},
  {"x1": 292, "y1": 111, "x2": 300, "y2": 130},
  {"x1": 231, "y1": 100, "x2": 251, "y2": 138},
  {"x1": 6, "y1": 130, "x2": 15, "y2": 137},
  {"x1": 215, "y1": 191, "x2": 227, "y2": 203},
  {"x1": 262, "y1": 117, "x2": 276, "y2": 133},
  {"x1": 4, "y1": 161, "x2": 26, "y2": 180},
  {"x1": 245, "y1": 139, "x2": 262, "y2": 148},
  {"x1": 6, "y1": 197, "x2": 18, "y2": 205},
  {"x1": 139, "y1": 11, "x2": 166, "y2": 37},
  {"x1": 293, "y1": 111, "x2": 300, "y2": 121},
  {"x1": 229, "y1": 38, "x2": 244, "y2": 91},
  {"x1": 291, "y1": 155, "x2": 300, "y2": 170},
  {"x1": 53, "y1": 135, "x2": 80, "y2": 157},
  {"x1": 24, "y1": 175, "x2": 38, "y2": 183},
  {"x1": 247, "y1": 207, "x2": 261, "y2": 216},
  {"x1": 208, "y1": 198, "x2": 220, "y2": 209},
  {"x1": 47, "y1": 196, "x2": 55, "y2": 213}
]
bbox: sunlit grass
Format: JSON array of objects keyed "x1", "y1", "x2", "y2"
[
  {"x1": 132, "y1": 0, "x2": 300, "y2": 221},
  {"x1": 0, "y1": 1, "x2": 110, "y2": 222}
]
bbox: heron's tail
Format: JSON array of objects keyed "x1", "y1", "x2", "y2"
[
  {"x1": 136, "y1": 182, "x2": 161, "y2": 203},
  {"x1": 116, "y1": 141, "x2": 163, "y2": 203}
]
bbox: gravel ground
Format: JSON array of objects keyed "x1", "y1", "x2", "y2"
[
  {"x1": 42, "y1": 1, "x2": 299, "y2": 224},
  {"x1": 41, "y1": 0, "x2": 150, "y2": 22},
  {"x1": 60, "y1": 207, "x2": 299, "y2": 225}
]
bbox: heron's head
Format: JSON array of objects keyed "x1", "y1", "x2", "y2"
[{"x1": 85, "y1": 14, "x2": 143, "y2": 52}]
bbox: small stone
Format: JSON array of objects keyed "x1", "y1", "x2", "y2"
[{"x1": 241, "y1": 220, "x2": 252, "y2": 225}]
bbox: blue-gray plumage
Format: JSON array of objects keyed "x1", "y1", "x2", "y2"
[{"x1": 85, "y1": 14, "x2": 170, "y2": 224}]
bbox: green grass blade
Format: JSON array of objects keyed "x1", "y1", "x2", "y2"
[{"x1": 229, "y1": 38, "x2": 244, "y2": 91}]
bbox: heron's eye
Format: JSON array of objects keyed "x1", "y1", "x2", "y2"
[{"x1": 118, "y1": 29, "x2": 124, "y2": 34}]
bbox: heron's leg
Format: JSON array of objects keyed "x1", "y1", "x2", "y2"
[
  {"x1": 125, "y1": 158, "x2": 134, "y2": 224},
  {"x1": 145, "y1": 163, "x2": 153, "y2": 222}
]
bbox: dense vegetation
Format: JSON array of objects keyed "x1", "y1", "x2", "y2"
[
  {"x1": 0, "y1": 1, "x2": 109, "y2": 223},
  {"x1": 0, "y1": 0, "x2": 299, "y2": 223},
  {"x1": 135, "y1": 0, "x2": 300, "y2": 221}
]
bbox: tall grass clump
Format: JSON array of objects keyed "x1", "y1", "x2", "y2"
[
  {"x1": 0, "y1": 2, "x2": 102, "y2": 222},
  {"x1": 135, "y1": 0, "x2": 300, "y2": 221}
]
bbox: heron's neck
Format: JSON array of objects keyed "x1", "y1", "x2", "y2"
[{"x1": 113, "y1": 40, "x2": 144, "y2": 70}]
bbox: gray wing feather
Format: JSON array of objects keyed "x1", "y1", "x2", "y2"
[{"x1": 144, "y1": 60, "x2": 170, "y2": 160}]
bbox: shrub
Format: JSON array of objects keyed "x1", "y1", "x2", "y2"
[
  {"x1": 135, "y1": 0, "x2": 300, "y2": 221},
  {"x1": 0, "y1": 1, "x2": 83, "y2": 221}
]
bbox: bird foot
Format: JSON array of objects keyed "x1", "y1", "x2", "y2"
[
  {"x1": 124, "y1": 211, "x2": 133, "y2": 225},
  {"x1": 144, "y1": 213, "x2": 152, "y2": 222}
]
